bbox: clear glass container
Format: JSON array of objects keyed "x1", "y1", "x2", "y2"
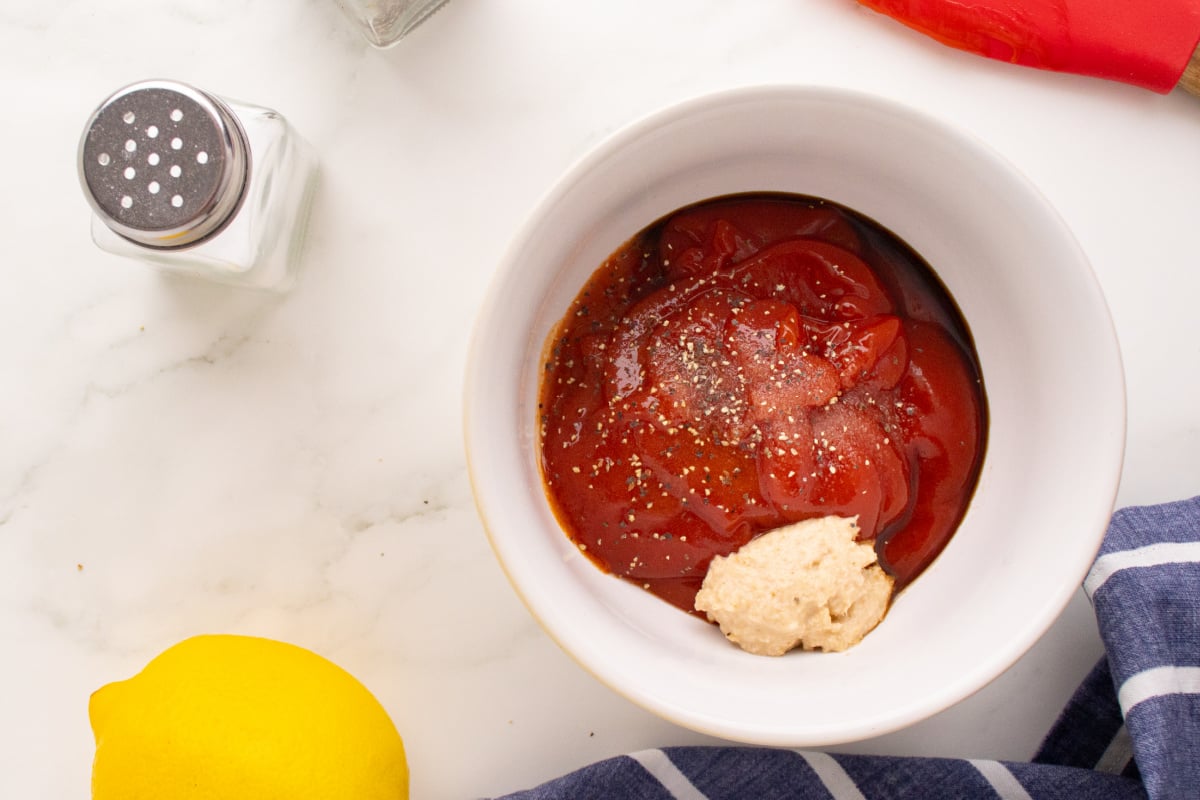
[
  {"x1": 79, "y1": 80, "x2": 319, "y2": 291},
  {"x1": 334, "y1": 0, "x2": 449, "y2": 48}
]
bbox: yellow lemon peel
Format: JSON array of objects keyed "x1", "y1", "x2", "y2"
[{"x1": 89, "y1": 634, "x2": 408, "y2": 800}]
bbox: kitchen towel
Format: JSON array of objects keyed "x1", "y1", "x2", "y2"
[{"x1": 492, "y1": 495, "x2": 1200, "y2": 800}]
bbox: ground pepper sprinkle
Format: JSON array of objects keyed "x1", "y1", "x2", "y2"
[{"x1": 537, "y1": 193, "x2": 985, "y2": 614}]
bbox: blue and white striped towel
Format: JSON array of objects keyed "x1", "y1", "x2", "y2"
[{"x1": 493, "y1": 496, "x2": 1200, "y2": 800}]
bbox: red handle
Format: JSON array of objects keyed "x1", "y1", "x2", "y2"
[{"x1": 859, "y1": 0, "x2": 1200, "y2": 93}]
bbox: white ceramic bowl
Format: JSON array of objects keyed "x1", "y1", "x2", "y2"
[{"x1": 464, "y1": 86, "x2": 1124, "y2": 746}]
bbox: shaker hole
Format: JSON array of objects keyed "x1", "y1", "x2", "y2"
[
  {"x1": 148, "y1": 153, "x2": 160, "y2": 166},
  {"x1": 120, "y1": 195, "x2": 133, "y2": 209},
  {"x1": 124, "y1": 167, "x2": 136, "y2": 180},
  {"x1": 170, "y1": 109, "x2": 183, "y2": 122},
  {"x1": 196, "y1": 151, "x2": 209, "y2": 165},
  {"x1": 171, "y1": 195, "x2": 184, "y2": 208},
  {"x1": 169, "y1": 165, "x2": 182, "y2": 178},
  {"x1": 170, "y1": 137, "x2": 183, "y2": 151},
  {"x1": 148, "y1": 181, "x2": 161, "y2": 195},
  {"x1": 146, "y1": 125, "x2": 159, "y2": 138},
  {"x1": 124, "y1": 139, "x2": 137, "y2": 153},
  {"x1": 123, "y1": 111, "x2": 135, "y2": 124},
  {"x1": 97, "y1": 153, "x2": 111, "y2": 166}
]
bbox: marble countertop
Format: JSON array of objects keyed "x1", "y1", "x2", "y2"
[{"x1": 3, "y1": 1, "x2": 1199, "y2": 797}]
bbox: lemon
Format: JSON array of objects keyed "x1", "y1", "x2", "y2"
[{"x1": 89, "y1": 634, "x2": 408, "y2": 800}]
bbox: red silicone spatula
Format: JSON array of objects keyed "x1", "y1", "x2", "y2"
[{"x1": 858, "y1": 0, "x2": 1200, "y2": 95}]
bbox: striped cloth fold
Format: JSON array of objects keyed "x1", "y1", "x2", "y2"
[{"x1": 492, "y1": 496, "x2": 1200, "y2": 800}]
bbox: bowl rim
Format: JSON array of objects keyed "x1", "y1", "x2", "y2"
[{"x1": 464, "y1": 83, "x2": 1126, "y2": 745}]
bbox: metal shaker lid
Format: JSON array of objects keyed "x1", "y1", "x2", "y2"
[{"x1": 79, "y1": 80, "x2": 249, "y2": 249}]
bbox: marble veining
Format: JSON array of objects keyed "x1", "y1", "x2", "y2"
[{"x1": 3, "y1": 1, "x2": 1199, "y2": 798}]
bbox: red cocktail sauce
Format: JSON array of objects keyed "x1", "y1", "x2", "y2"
[{"x1": 538, "y1": 195, "x2": 986, "y2": 613}]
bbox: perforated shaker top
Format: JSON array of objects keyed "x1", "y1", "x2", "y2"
[{"x1": 79, "y1": 80, "x2": 249, "y2": 249}]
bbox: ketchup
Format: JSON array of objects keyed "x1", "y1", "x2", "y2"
[{"x1": 538, "y1": 195, "x2": 986, "y2": 612}]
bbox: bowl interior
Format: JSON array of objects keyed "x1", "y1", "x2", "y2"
[{"x1": 465, "y1": 86, "x2": 1124, "y2": 745}]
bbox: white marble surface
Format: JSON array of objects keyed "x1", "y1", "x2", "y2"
[{"x1": 2, "y1": 1, "x2": 1198, "y2": 797}]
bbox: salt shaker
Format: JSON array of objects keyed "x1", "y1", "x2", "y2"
[
  {"x1": 334, "y1": 0, "x2": 449, "y2": 48},
  {"x1": 78, "y1": 80, "x2": 319, "y2": 291}
]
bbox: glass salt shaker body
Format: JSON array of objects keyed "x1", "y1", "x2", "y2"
[
  {"x1": 79, "y1": 80, "x2": 318, "y2": 291},
  {"x1": 334, "y1": 0, "x2": 449, "y2": 47}
]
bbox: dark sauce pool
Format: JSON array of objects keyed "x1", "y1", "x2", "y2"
[{"x1": 537, "y1": 193, "x2": 987, "y2": 613}]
